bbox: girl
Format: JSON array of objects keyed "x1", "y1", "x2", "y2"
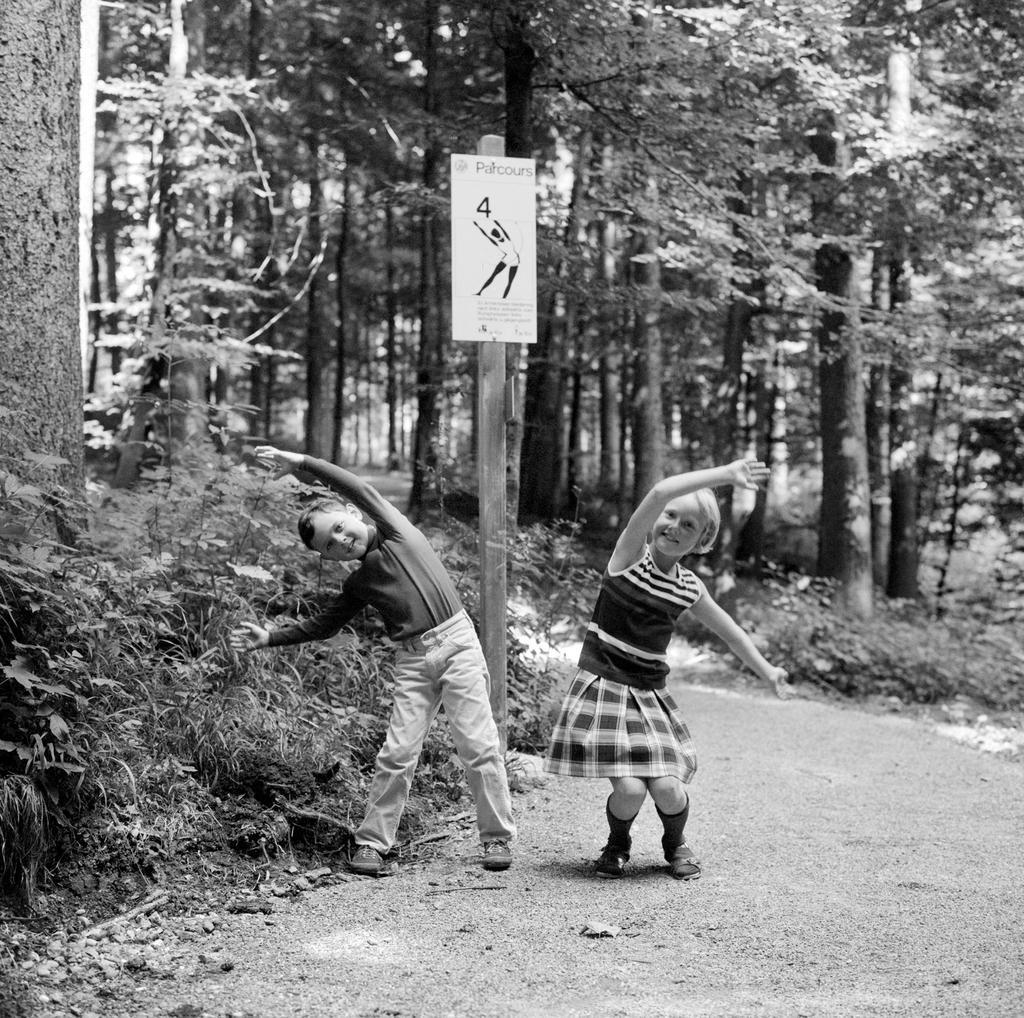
[{"x1": 545, "y1": 459, "x2": 790, "y2": 880}]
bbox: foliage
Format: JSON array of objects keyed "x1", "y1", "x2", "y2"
[
  {"x1": 0, "y1": 449, "x2": 592, "y2": 906},
  {"x1": 746, "y1": 571, "x2": 1024, "y2": 710}
]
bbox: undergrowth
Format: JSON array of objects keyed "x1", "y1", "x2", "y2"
[
  {"x1": 733, "y1": 570, "x2": 1024, "y2": 710},
  {"x1": 0, "y1": 450, "x2": 589, "y2": 909}
]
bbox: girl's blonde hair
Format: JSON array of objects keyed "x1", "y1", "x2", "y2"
[{"x1": 691, "y1": 488, "x2": 721, "y2": 553}]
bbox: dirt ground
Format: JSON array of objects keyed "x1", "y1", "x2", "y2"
[{"x1": 17, "y1": 673, "x2": 1024, "y2": 1018}]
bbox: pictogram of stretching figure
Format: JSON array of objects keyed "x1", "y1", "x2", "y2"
[{"x1": 474, "y1": 219, "x2": 520, "y2": 298}]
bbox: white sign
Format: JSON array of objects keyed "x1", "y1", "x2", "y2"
[{"x1": 450, "y1": 153, "x2": 537, "y2": 344}]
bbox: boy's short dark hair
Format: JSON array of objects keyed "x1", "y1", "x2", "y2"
[{"x1": 297, "y1": 498, "x2": 361, "y2": 549}]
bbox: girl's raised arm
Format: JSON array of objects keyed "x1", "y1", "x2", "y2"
[{"x1": 608, "y1": 459, "x2": 768, "y2": 572}]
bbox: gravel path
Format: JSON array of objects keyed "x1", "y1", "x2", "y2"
[{"x1": 39, "y1": 680, "x2": 1024, "y2": 1018}]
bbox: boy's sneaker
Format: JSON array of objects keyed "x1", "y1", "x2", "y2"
[
  {"x1": 482, "y1": 840, "x2": 513, "y2": 871},
  {"x1": 349, "y1": 844, "x2": 384, "y2": 876}
]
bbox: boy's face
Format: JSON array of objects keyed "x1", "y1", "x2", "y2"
[
  {"x1": 651, "y1": 494, "x2": 705, "y2": 560},
  {"x1": 307, "y1": 509, "x2": 371, "y2": 562}
]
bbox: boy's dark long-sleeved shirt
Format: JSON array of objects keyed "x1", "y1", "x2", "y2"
[{"x1": 265, "y1": 457, "x2": 464, "y2": 646}]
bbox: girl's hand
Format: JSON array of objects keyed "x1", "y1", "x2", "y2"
[
  {"x1": 726, "y1": 459, "x2": 769, "y2": 491},
  {"x1": 230, "y1": 621, "x2": 270, "y2": 653},
  {"x1": 253, "y1": 445, "x2": 304, "y2": 478},
  {"x1": 768, "y1": 667, "x2": 793, "y2": 700}
]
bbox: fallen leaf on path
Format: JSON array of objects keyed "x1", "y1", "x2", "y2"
[{"x1": 580, "y1": 921, "x2": 621, "y2": 938}]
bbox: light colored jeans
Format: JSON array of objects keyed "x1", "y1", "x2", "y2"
[{"x1": 354, "y1": 610, "x2": 516, "y2": 854}]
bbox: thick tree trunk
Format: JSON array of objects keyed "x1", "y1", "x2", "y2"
[
  {"x1": 815, "y1": 245, "x2": 873, "y2": 619},
  {"x1": 0, "y1": 0, "x2": 84, "y2": 516},
  {"x1": 810, "y1": 116, "x2": 873, "y2": 619}
]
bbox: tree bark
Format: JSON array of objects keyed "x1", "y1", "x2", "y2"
[
  {"x1": 519, "y1": 132, "x2": 589, "y2": 519},
  {"x1": 885, "y1": 40, "x2": 919, "y2": 599},
  {"x1": 629, "y1": 179, "x2": 665, "y2": 504},
  {"x1": 810, "y1": 115, "x2": 873, "y2": 619},
  {"x1": 497, "y1": 4, "x2": 537, "y2": 530},
  {"x1": 0, "y1": 0, "x2": 84, "y2": 521},
  {"x1": 384, "y1": 203, "x2": 401, "y2": 470},
  {"x1": 408, "y1": 0, "x2": 445, "y2": 515},
  {"x1": 866, "y1": 249, "x2": 892, "y2": 589},
  {"x1": 303, "y1": 129, "x2": 331, "y2": 459},
  {"x1": 332, "y1": 168, "x2": 351, "y2": 461},
  {"x1": 164, "y1": 0, "x2": 209, "y2": 460}
]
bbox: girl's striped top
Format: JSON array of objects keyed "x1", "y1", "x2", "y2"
[{"x1": 577, "y1": 546, "x2": 703, "y2": 690}]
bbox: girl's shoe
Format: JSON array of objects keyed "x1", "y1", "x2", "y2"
[
  {"x1": 595, "y1": 844, "x2": 630, "y2": 878},
  {"x1": 666, "y1": 842, "x2": 701, "y2": 880}
]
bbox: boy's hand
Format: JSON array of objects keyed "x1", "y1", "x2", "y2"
[
  {"x1": 230, "y1": 621, "x2": 270, "y2": 652},
  {"x1": 254, "y1": 445, "x2": 304, "y2": 478},
  {"x1": 768, "y1": 666, "x2": 793, "y2": 700},
  {"x1": 726, "y1": 459, "x2": 769, "y2": 491}
]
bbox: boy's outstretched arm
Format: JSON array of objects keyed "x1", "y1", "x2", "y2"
[
  {"x1": 230, "y1": 621, "x2": 270, "y2": 652},
  {"x1": 253, "y1": 445, "x2": 304, "y2": 477},
  {"x1": 688, "y1": 585, "x2": 792, "y2": 699},
  {"x1": 611, "y1": 459, "x2": 770, "y2": 570}
]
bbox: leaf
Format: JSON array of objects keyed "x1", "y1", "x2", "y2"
[
  {"x1": 580, "y1": 920, "x2": 621, "y2": 938},
  {"x1": 23, "y1": 453, "x2": 71, "y2": 469},
  {"x1": 226, "y1": 562, "x2": 275, "y2": 582},
  {"x1": 48, "y1": 712, "x2": 71, "y2": 740},
  {"x1": 2, "y1": 656, "x2": 75, "y2": 696}
]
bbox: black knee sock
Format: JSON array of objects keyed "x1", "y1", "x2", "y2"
[
  {"x1": 605, "y1": 796, "x2": 638, "y2": 853},
  {"x1": 657, "y1": 795, "x2": 690, "y2": 858}
]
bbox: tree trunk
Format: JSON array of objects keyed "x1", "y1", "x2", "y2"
[
  {"x1": 885, "y1": 40, "x2": 919, "y2": 599},
  {"x1": 303, "y1": 132, "x2": 331, "y2": 459},
  {"x1": 333, "y1": 168, "x2": 351, "y2": 461},
  {"x1": 164, "y1": 0, "x2": 209, "y2": 460},
  {"x1": 80, "y1": 0, "x2": 99, "y2": 373},
  {"x1": 0, "y1": 0, "x2": 84, "y2": 523},
  {"x1": 384, "y1": 203, "x2": 401, "y2": 470},
  {"x1": 595, "y1": 193, "x2": 622, "y2": 497},
  {"x1": 714, "y1": 279, "x2": 753, "y2": 611},
  {"x1": 715, "y1": 176, "x2": 764, "y2": 608},
  {"x1": 866, "y1": 249, "x2": 891, "y2": 589},
  {"x1": 810, "y1": 116, "x2": 873, "y2": 619},
  {"x1": 519, "y1": 132, "x2": 588, "y2": 519},
  {"x1": 630, "y1": 185, "x2": 665, "y2": 504},
  {"x1": 408, "y1": 0, "x2": 444, "y2": 515},
  {"x1": 498, "y1": 6, "x2": 537, "y2": 530}
]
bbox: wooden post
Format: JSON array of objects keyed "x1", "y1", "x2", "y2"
[{"x1": 476, "y1": 134, "x2": 508, "y2": 753}]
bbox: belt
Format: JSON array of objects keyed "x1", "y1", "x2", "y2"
[{"x1": 401, "y1": 609, "x2": 469, "y2": 651}]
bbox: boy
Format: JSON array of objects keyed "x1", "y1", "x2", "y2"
[{"x1": 230, "y1": 446, "x2": 516, "y2": 875}]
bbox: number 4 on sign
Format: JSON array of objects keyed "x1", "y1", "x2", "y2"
[{"x1": 476, "y1": 197, "x2": 491, "y2": 217}]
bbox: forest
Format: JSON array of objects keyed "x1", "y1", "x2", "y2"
[{"x1": 1, "y1": 0, "x2": 1022, "y2": 947}]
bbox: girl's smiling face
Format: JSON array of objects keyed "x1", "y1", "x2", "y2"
[
  {"x1": 307, "y1": 509, "x2": 371, "y2": 562},
  {"x1": 650, "y1": 494, "x2": 705, "y2": 564}
]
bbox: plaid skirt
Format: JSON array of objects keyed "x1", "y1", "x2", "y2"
[{"x1": 544, "y1": 669, "x2": 697, "y2": 781}]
